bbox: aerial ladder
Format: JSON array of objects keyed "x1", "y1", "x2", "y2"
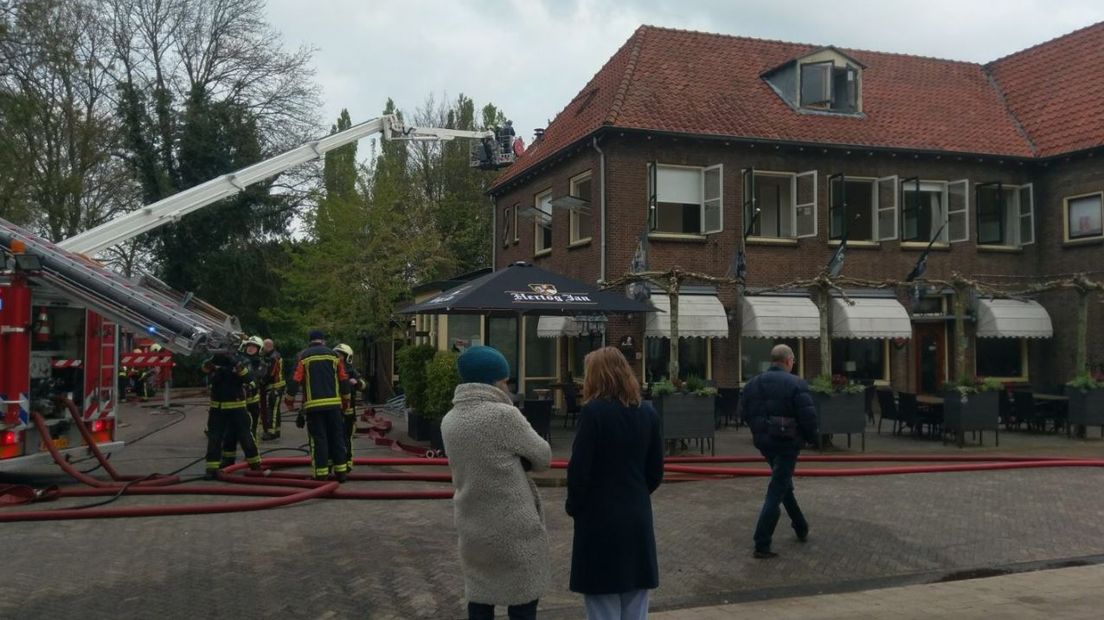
[{"x1": 0, "y1": 113, "x2": 513, "y2": 469}]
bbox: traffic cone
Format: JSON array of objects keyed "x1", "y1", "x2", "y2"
[{"x1": 34, "y1": 307, "x2": 50, "y2": 343}]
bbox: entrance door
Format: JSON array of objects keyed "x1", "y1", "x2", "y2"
[{"x1": 913, "y1": 322, "x2": 946, "y2": 394}]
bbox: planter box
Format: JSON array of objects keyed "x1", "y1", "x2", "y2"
[
  {"x1": 942, "y1": 390, "x2": 999, "y2": 447},
  {"x1": 814, "y1": 392, "x2": 866, "y2": 451},
  {"x1": 655, "y1": 393, "x2": 715, "y2": 455},
  {"x1": 1066, "y1": 388, "x2": 1104, "y2": 435}
]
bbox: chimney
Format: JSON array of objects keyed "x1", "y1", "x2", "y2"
[{"x1": 533, "y1": 127, "x2": 545, "y2": 143}]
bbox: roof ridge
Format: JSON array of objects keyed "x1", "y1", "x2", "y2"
[
  {"x1": 605, "y1": 26, "x2": 647, "y2": 126},
  {"x1": 638, "y1": 23, "x2": 984, "y2": 67},
  {"x1": 986, "y1": 20, "x2": 1104, "y2": 66}
]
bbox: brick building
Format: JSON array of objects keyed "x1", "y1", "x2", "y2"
[{"x1": 475, "y1": 23, "x2": 1104, "y2": 394}]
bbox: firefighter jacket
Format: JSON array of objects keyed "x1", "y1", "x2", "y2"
[
  {"x1": 341, "y1": 365, "x2": 363, "y2": 413},
  {"x1": 289, "y1": 344, "x2": 348, "y2": 412},
  {"x1": 263, "y1": 350, "x2": 285, "y2": 390},
  {"x1": 239, "y1": 352, "x2": 266, "y2": 405},
  {"x1": 203, "y1": 354, "x2": 250, "y2": 410}
]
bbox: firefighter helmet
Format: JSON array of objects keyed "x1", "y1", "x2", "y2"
[
  {"x1": 334, "y1": 343, "x2": 354, "y2": 362},
  {"x1": 150, "y1": 343, "x2": 163, "y2": 352},
  {"x1": 240, "y1": 335, "x2": 263, "y2": 352}
]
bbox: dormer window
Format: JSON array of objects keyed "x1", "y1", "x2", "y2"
[{"x1": 763, "y1": 47, "x2": 864, "y2": 115}]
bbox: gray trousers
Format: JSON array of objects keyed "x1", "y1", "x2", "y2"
[{"x1": 584, "y1": 589, "x2": 650, "y2": 620}]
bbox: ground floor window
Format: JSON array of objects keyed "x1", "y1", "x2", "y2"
[
  {"x1": 831, "y1": 339, "x2": 887, "y2": 382},
  {"x1": 976, "y1": 338, "x2": 1026, "y2": 379},
  {"x1": 447, "y1": 315, "x2": 482, "y2": 353},
  {"x1": 741, "y1": 338, "x2": 801, "y2": 381},
  {"x1": 644, "y1": 338, "x2": 710, "y2": 383},
  {"x1": 570, "y1": 336, "x2": 603, "y2": 379}
]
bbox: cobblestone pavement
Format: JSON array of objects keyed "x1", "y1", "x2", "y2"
[{"x1": 2, "y1": 395, "x2": 1104, "y2": 619}]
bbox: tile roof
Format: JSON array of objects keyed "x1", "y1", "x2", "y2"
[
  {"x1": 492, "y1": 24, "x2": 1104, "y2": 192},
  {"x1": 987, "y1": 22, "x2": 1104, "y2": 157}
]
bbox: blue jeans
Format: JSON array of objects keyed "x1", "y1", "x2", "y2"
[
  {"x1": 585, "y1": 590, "x2": 650, "y2": 620},
  {"x1": 753, "y1": 448, "x2": 808, "y2": 552}
]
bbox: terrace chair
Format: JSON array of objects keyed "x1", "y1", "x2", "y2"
[
  {"x1": 561, "y1": 382, "x2": 581, "y2": 428},
  {"x1": 716, "y1": 388, "x2": 741, "y2": 429},
  {"x1": 877, "y1": 389, "x2": 902, "y2": 435},
  {"x1": 522, "y1": 399, "x2": 553, "y2": 443},
  {"x1": 1012, "y1": 391, "x2": 1044, "y2": 433},
  {"x1": 999, "y1": 389, "x2": 1018, "y2": 430},
  {"x1": 864, "y1": 385, "x2": 877, "y2": 425},
  {"x1": 898, "y1": 392, "x2": 934, "y2": 439}
]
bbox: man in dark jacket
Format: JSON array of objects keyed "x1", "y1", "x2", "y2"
[
  {"x1": 285, "y1": 330, "x2": 349, "y2": 482},
  {"x1": 740, "y1": 344, "x2": 818, "y2": 559}
]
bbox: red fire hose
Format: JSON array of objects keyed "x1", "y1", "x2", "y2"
[{"x1": 58, "y1": 397, "x2": 179, "y2": 486}]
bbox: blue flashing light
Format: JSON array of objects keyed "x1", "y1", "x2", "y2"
[{"x1": 147, "y1": 326, "x2": 158, "y2": 334}]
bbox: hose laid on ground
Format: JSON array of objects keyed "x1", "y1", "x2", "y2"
[{"x1": 57, "y1": 398, "x2": 180, "y2": 485}]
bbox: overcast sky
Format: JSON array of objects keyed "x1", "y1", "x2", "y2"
[{"x1": 266, "y1": 0, "x2": 1104, "y2": 141}]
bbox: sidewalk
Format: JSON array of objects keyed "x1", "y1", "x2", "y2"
[{"x1": 651, "y1": 564, "x2": 1104, "y2": 619}]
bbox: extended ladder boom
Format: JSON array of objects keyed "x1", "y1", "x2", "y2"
[{"x1": 59, "y1": 115, "x2": 496, "y2": 256}]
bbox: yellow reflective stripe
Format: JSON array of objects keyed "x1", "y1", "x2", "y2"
[
  {"x1": 271, "y1": 380, "x2": 286, "y2": 389},
  {"x1": 210, "y1": 400, "x2": 247, "y2": 409},
  {"x1": 300, "y1": 355, "x2": 337, "y2": 364},
  {"x1": 246, "y1": 394, "x2": 261, "y2": 404},
  {"x1": 303, "y1": 398, "x2": 342, "y2": 410},
  {"x1": 236, "y1": 366, "x2": 249, "y2": 376}
]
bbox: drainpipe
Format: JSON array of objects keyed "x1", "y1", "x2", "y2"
[{"x1": 592, "y1": 137, "x2": 606, "y2": 283}]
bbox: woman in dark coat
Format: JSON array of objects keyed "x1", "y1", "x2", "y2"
[{"x1": 566, "y1": 346, "x2": 664, "y2": 619}]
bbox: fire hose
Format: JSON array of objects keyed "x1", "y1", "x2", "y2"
[{"x1": 4, "y1": 400, "x2": 1104, "y2": 521}]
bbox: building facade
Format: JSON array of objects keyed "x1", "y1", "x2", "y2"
[{"x1": 484, "y1": 24, "x2": 1104, "y2": 394}]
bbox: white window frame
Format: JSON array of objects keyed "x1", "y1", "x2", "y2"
[
  {"x1": 513, "y1": 202, "x2": 519, "y2": 243},
  {"x1": 876, "y1": 175, "x2": 898, "y2": 241},
  {"x1": 1063, "y1": 191, "x2": 1104, "y2": 243},
  {"x1": 568, "y1": 171, "x2": 593, "y2": 244},
  {"x1": 947, "y1": 179, "x2": 969, "y2": 243},
  {"x1": 533, "y1": 189, "x2": 552, "y2": 255},
  {"x1": 748, "y1": 170, "x2": 796, "y2": 239},
  {"x1": 901, "y1": 180, "x2": 950, "y2": 243},
  {"x1": 976, "y1": 183, "x2": 1034, "y2": 247},
  {"x1": 795, "y1": 170, "x2": 818, "y2": 238},
  {"x1": 647, "y1": 162, "x2": 723, "y2": 236}
]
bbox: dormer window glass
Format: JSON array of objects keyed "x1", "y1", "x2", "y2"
[{"x1": 800, "y1": 62, "x2": 858, "y2": 112}]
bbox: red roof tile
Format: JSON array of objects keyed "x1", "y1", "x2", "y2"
[
  {"x1": 493, "y1": 24, "x2": 1104, "y2": 191},
  {"x1": 987, "y1": 22, "x2": 1104, "y2": 157}
]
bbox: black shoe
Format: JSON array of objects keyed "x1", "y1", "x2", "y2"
[
  {"x1": 248, "y1": 462, "x2": 262, "y2": 471},
  {"x1": 261, "y1": 432, "x2": 278, "y2": 441},
  {"x1": 753, "y1": 550, "x2": 778, "y2": 559},
  {"x1": 203, "y1": 470, "x2": 218, "y2": 481},
  {"x1": 335, "y1": 471, "x2": 347, "y2": 483},
  {"x1": 796, "y1": 529, "x2": 809, "y2": 542}
]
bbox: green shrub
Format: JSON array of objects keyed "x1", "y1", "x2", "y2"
[
  {"x1": 651, "y1": 379, "x2": 676, "y2": 397},
  {"x1": 423, "y1": 350, "x2": 461, "y2": 422},
  {"x1": 396, "y1": 344, "x2": 436, "y2": 412},
  {"x1": 684, "y1": 374, "x2": 706, "y2": 393},
  {"x1": 1067, "y1": 372, "x2": 1104, "y2": 392}
]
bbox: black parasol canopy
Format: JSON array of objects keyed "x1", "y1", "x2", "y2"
[{"x1": 399, "y1": 262, "x2": 651, "y2": 316}]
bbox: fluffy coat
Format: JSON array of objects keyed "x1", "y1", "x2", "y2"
[
  {"x1": 441, "y1": 382, "x2": 552, "y2": 606},
  {"x1": 566, "y1": 398, "x2": 664, "y2": 594}
]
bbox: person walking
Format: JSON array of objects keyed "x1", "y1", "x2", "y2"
[
  {"x1": 441, "y1": 346, "x2": 551, "y2": 620},
  {"x1": 285, "y1": 330, "x2": 349, "y2": 482},
  {"x1": 566, "y1": 346, "x2": 663, "y2": 620},
  {"x1": 739, "y1": 343, "x2": 818, "y2": 559}
]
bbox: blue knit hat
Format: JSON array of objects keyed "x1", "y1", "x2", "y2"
[
  {"x1": 308, "y1": 329, "x2": 325, "y2": 342},
  {"x1": 457, "y1": 346, "x2": 510, "y2": 385}
]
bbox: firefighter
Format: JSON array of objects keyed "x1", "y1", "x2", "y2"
[
  {"x1": 260, "y1": 338, "x2": 285, "y2": 441},
  {"x1": 334, "y1": 343, "x2": 365, "y2": 473},
  {"x1": 221, "y1": 336, "x2": 265, "y2": 464},
  {"x1": 285, "y1": 330, "x2": 349, "y2": 482},
  {"x1": 202, "y1": 350, "x2": 262, "y2": 480}
]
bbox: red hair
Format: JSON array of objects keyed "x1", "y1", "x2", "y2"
[{"x1": 582, "y1": 346, "x2": 641, "y2": 407}]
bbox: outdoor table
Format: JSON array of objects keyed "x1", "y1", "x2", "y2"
[
  {"x1": 916, "y1": 395, "x2": 944, "y2": 408},
  {"x1": 532, "y1": 388, "x2": 552, "y2": 400},
  {"x1": 1033, "y1": 393, "x2": 1069, "y2": 402}
]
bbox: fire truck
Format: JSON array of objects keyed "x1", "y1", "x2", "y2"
[{"x1": 0, "y1": 114, "x2": 512, "y2": 471}]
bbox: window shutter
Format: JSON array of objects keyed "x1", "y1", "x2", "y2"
[
  {"x1": 648, "y1": 162, "x2": 657, "y2": 231},
  {"x1": 795, "y1": 170, "x2": 818, "y2": 238},
  {"x1": 742, "y1": 168, "x2": 755, "y2": 236},
  {"x1": 828, "y1": 174, "x2": 846, "y2": 239},
  {"x1": 1018, "y1": 183, "x2": 1034, "y2": 246},
  {"x1": 947, "y1": 179, "x2": 969, "y2": 243},
  {"x1": 702, "y1": 165, "x2": 723, "y2": 234},
  {"x1": 502, "y1": 206, "x2": 511, "y2": 248},
  {"x1": 876, "y1": 175, "x2": 898, "y2": 241}
]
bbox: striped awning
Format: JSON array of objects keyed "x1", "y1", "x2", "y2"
[
  {"x1": 740, "y1": 296, "x2": 820, "y2": 338},
  {"x1": 645, "y1": 294, "x2": 729, "y2": 339},
  {"x1": 976, "y1": 299, "x2": 1053, "y2": 339},
  {"x1": 830, "y1": 297, "x2": 912, "y2": 339}
]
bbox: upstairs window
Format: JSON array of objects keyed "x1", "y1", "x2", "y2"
[
  {"x1": 534, "y1": 190, "x2": 553, "y2": 254},
  {"x1": 1064, "y1": 192, "x2": 1103, "y2": 242},
  {"x1": 976, "y1": 183, "x2": 1034, "y2": 247},
  {"x1": 799, "y1": 62, "x2": 858, "y2": 113},
  {"x1": 648, "y1": 163, "x2": 723, "y2": 235},
  {"x1": 742, "y1": 168, "x2": 818, "y2": 239},
  {"x1": 828, "y1": 174, "x2": 897, "y2": 242},
  {"x1": 901, "y1": 179, "x2": 949, "y2": 243},
  {"x1": 569, "y1": 172, "x2": 593, "y2": 244}
]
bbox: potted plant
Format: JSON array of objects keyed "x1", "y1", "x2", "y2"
[
  {"x1": 942, "y1": 376, "x2": 1003, "y2": 447},
  {"x1": 1065, "y1": 371, "x2": 1104, "y2": 438},
  {"x1": 809, "y1": 374, "x2": 866, "y2": 450},
  {"x1": 650, "y1": 376, "x2": 716, "y2": 455},
  {"x1": 397, "y1": 344, "x2": 436, "y2": 441},
  {"x1": 423, "y1": 350, "x2": 461, "y2": 455}
]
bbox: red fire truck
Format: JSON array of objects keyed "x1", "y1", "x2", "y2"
[{"x1": 1, "y1": 114, "x2": 510, "y2": 471}]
